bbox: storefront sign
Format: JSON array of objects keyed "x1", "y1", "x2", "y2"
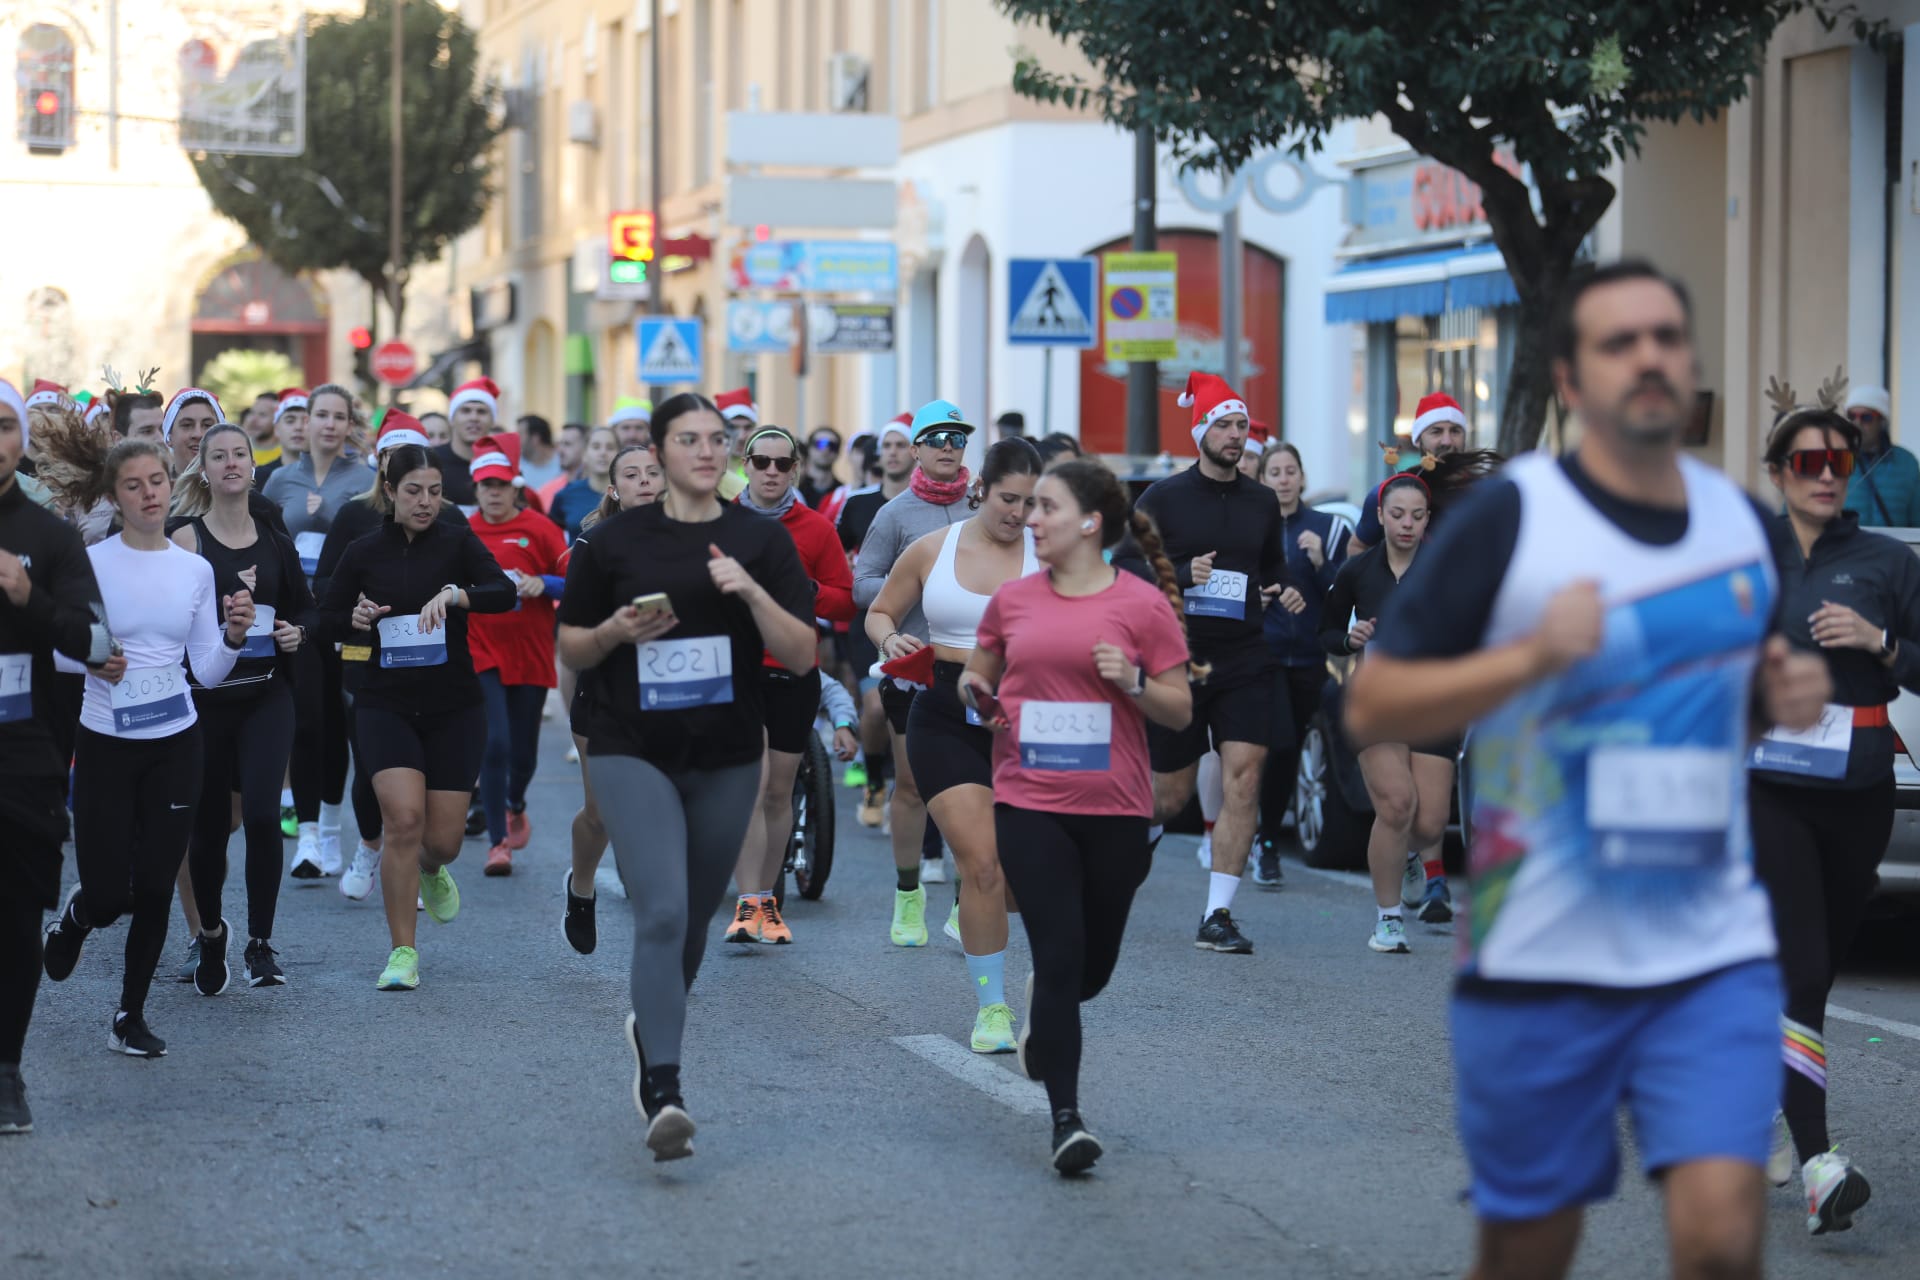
[
  {"x1": 1346, "y1": 150, "x2": 1524, "y2": 251},
  {"x1": 808, "y1": 303, "x2": 894, "y2": 354},
  {"x1": 731, "y1": 240, "x2": 898, "y2": 294}
]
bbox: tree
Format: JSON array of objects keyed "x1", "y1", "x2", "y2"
[
  {"x1": 999, "y1": 1, "x2": 1876, "y2": 454},
  {"x1": 197, "y1": 349, "x2": 303, "y2": 415},
  {"x1": 191, "y1": 0, "x2": 499, "y2": 341}
]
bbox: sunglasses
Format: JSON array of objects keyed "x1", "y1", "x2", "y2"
[
  {"x1": 1847, "y1": 409, "x2": 1885, "y2": 424},
  {"x1": 917, "y1": 429, "x2": 969, "y2": 452},
  {"x1": 811, "y1": 437, "x2": 839, "y2": 452},
  {"x1": 748, "y1": 454, "x2": 797, "y2": 473},
  {"x1": 1786, "y1": 448, "x2": 1855, "y2": 479}
]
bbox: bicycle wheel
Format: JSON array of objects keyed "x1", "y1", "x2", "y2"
[{"x1": 792, "y1": 732, "x2": 836, "y2": 900}]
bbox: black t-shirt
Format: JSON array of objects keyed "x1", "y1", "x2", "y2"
[
  {"x1": 1320, "y1": 545, "x2": 1412, "y2": 655},
  {"x1": 430, "y1": 443, "x2": 477, "y2": 508},
  {"x1": 558, "y1": 502, "x2": 816, "y2": 771},
  {"x1": 182, "y1": 515, "x2": 315, "y2": 700},
  {"x1": 836, "y1": 486, "x2": 888, "y2": 553}
]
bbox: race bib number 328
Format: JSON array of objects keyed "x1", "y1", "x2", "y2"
[
  {"x1": 377, "y1": 615, "x2": 448, "y2": 669},
  {"x1": 638, "y1": 636, "x2": 733, "y2": 710}
]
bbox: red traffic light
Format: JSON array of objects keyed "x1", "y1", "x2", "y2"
[
  {"x1": 34, "y1": 90, "x2": 60, "y2": 116},
  {"x1": 349, "y1": 326, "x2": 373, "y2": 350}
]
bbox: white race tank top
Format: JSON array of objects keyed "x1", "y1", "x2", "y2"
[{"x1": 923, "y1": 523, "x2": 1039, "y2": 650}]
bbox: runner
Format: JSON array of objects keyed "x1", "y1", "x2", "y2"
[
  {"x1": 37, "y1": 426, "x2": 253, "y2": 1059},
  {"x1": 516, "y1": 415, "x2": 564, "y2": 491},
  {"x1": 837, "y1": 424, "x2": 909, "y2": 827},
  {"x1": 556, "y1": 391, "x2": 817, "y2": 1160},
  {"x1": 419, "y1": 411, "x2": 451, "y2": 448},
  {"x1": 725, "y1": 425, "x2": 855, "y2": 945},
  {"x1": 1134, "y1": 372, "x2": 1302, "y2": 954},
  {"x1": 1748, "y1": 386, "x2": 1920, "y2": 1233},
  {"x1": 1235, "y1": 421, "x2": 1268, "y2": 480},
  {"x1": 713, "y1": 388, "x2": 758, "y2": 501},
  {"x1": 800, "y1": 426, "x2": 842, "y2": 509},
  {"x1": 536, "y1": 421, "x2": 587, "y2": 513},
  {"x1": 853, "y1": 400, "x2": 979, "y2": 945},
  {"x1": 435, "y1": 377, "x2": 502, "y2": 512},
  {"x1": 548, "y1": 425, "x2": 620, "y2": 540},
  {"x1": 465, "y1": 433, "x2": 569, "y2": 876},
  {"x1": 609, "y1": 398, "x2": 652, "y2": 448},
  {"x1": 960, "y1": 458, "x2": 1193, "y2": 1172},
  {"x1": 1344, "y1": 259, "x2": 1830, "y2": 1279},
  {"x1": 1348, "y1": 392, "x2": 1468, "y2": 553},
  {"x1": 161, "y1": 388, "x2": 221, "y2": 480},
  {"x1": 170, "y1": 423, "x2": 312, "y2": 991},
  {"x1": 867, "y1": 437, "x2": 1041, "y2": 1048},
  {"x1": 0, "y1": 386, "x2": 112, "y2": 1132},
  {"x1": 314, "y1": 442, "x2": 516, "y2": 991}
]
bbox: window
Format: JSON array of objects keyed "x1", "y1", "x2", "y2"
[{"x1": 17, "y1": 24, "x2": 76, "y2": 152}]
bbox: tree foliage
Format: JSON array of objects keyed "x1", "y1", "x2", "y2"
[
  {"x1": 191, "y1": 0, "x2": 499, "y2": 334},
  {"x1": 999, "y1": 0, "x2": 1879, "y2": 453},
  {"x1": 197, "y1": 348, "x2": 303, "y2": 414}
]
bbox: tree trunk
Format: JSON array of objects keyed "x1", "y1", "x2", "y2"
[{"x1": 1497, "y1": 270, "x2": 1567, "y2": 457}]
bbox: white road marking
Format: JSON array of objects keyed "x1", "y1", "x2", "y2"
[
  {"x1": 1826, "y1": 1003, "x2": 1920, "y2": 1044},
  {"x1": 892, "y1": 1034, "x2": 1051, "y2": 1116},
  {"x1": 1283, "y1": 858, "x2": 1373, "y2": 890}
]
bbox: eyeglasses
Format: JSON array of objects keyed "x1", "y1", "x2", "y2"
[
  {"x1": 917, "y1": 429, "x2": 969, "y2": 452},
  {"x1": 811, "y1": 437, "x2": 839, "y2": 452},
  {"x1": 748, "y1": 454, "x2": 797, "y2": 473},
  {"x1": 1786, "y1": 448, "x2": 1856, "y2": 479}
]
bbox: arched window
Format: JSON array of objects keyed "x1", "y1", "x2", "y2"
[{"x1": 16, "y1": 24, "x2": 75, "y2": 152}]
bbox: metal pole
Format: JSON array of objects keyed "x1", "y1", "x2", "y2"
[
  {"x1": 1126, "y1": 123, "x2": 1158, "y2": 458},
  {"x1": 388, "y1": 0, "x2": 404, "y2": 401},
  {"x1": 1220, "y1": 204, "x2": 1243, "y2": 395},
  {"x1": 1042, "y1": 347, "x2": 1053, "y2": 437},
  {"x1": 648, "y1": 0, "x2": 664, "y2": 317}
]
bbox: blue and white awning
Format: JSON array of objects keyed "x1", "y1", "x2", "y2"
[{"x1": 1324, "y1": 246, "x2": 1518, "y2": 323}]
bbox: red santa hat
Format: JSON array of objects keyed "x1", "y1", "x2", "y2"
[
  {"x1": 1244, "y1": 419, "x2": 1272, "y2": 457},
  {"x1": 23, "y1": 379, "x2": 66, "y2": 411},
  {"x1": 0, "y1": 380, "x2": 26, "y2": 451},
  {"x1": 162, "y1": 387, "x2": 223, "y2": 442},
  {"x1": 1411, "y1": 392, "x2": 1466, "y2": 449},
  {"x1": 448, "y1": 377, "x2": 502, "y2": 419},
  {"x1": 469, "y1": 433, "x2": 525, "y2": 487},
  {"x1": 274, "y1": 387, "x2": 309, "y2": 423},
  {"x1": 1176, "y1": 372, "x2": 1249, "y2": 449},
  {"x1": 83, "y1": 396, "x2": 110, "y2": 426},
  {"x1": 715, "y1": 387, "x2": 759, "y2": 425},
  {"x1": 375, "y1": 411, "x2": 431, "y2": 454},
  {"x1": 877, "y1": 411, "x2": 915, "y2": 446}
]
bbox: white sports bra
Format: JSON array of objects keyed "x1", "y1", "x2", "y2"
[{"x1": 923, "y1": 522, "x2": 1039, "y2": 650}]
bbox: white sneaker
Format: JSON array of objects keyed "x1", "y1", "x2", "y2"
[
  {"x1": 340, "y1": 843, "x2": 379, "y2": 901},
  {"x1": 290, "y1": 823, "x2": 323, "y2": 879},
  {"x1": 920, "y1": 856, "x2": 947, "y2": 885},
  {"x1": 1368, "y1": 915, "x2": 1411, "y2": 954},
  {"x1": 1400, "y1": 853, "x2": 1426, "y2": 909},
  {"x1": 565, "y1": 743, "x2": 579, "y2": 764},
  {"x1": 1767, "y1": 1111, "x2": 1794, "y2": 1188},
  {"x1": 318, "y1": 832, "x2": 344, "y2": 877},
  {"x1": 1195, "y1": 833, "x2": 1213, "y2": 870},
  {"x1": 1804, "y1": 1150, "x2": 1872, "y2": 1235},
  {"x1": 943, "y1": 901, "x2": 962, "y2": 944}
]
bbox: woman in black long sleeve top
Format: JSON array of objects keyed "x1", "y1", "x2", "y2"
[{"x1": 314, "y1": 444, "x2": 514, "y2": 992}]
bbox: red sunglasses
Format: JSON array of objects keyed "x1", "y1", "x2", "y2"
[{"x1": 1786, "y1": 448, "x2": 1855, "y2": 479}]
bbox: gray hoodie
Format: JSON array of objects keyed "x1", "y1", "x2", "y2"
[{"x1": 851, "y1": 488, "x2": 969, "y2": 641}]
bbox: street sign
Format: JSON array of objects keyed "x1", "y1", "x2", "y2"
[
  {"x1": 1007, "y1": 258, "x2": 1097, "y2": 348},
  {"x1": 372, "y1": 340, "x2": 416, "y2": 387},
  {"x1": 731, "y1": 240, "x2": 898, "y2": 294},
  {"x1": 1102, "y1": 251, "x2": 1179, "y2": 362},
  {"x1": 635, "y1": 317, "x2": 703, "y2": 384},
  {"x1": 728, "y1": 300, "x2": 798, "y2": 353},
  {"x1": 807, "y1": 303, "x2": 894, "y2": 355},
  {"x1": 608, "y1": 211, "x2": 655, "y2": 262}
]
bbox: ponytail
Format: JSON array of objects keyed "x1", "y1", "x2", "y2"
[{"x1": 1128, "y1": 507, "x2": 1210, "y2": 683}]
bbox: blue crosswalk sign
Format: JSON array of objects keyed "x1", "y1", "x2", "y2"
[
  {"x1": 1007, "y1": 258, "x2": 1097, "y2": 348},
  {"x1": 636, "y1": 317, "x2": 703, "y2": 384}
]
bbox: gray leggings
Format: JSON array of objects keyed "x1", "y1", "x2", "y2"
[{"x1": 591, "y1": 753, "x2": 763, "y2": 1068}]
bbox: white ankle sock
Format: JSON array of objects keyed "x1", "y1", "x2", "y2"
[
  {"x1": 318, "y1": 802, "x2": 341, "y2": 836},
  {"x1": 1206, "y1": 872, "x2": 1239, "y2": 916},
  {"x1": 1378, "y1": 906, "x2": 1403, "y2": 922}
]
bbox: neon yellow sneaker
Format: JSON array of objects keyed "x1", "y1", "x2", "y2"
[
  {"x1": 971, "y1": 1002, "x2": 1016, "y2": 1054},
  {"x1": 890, "y1": 886, "x2": 928, "y2": 947},
  {"x1": 420, "y1": 866, "x2": 460, "y2": 924},
  {"x1": 377, "y1": 946, "x2": 419, "y2": 991}
]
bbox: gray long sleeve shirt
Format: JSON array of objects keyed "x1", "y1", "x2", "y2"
[{"x1": 851, "y1": 489, "x2": 969, "y2": 641}]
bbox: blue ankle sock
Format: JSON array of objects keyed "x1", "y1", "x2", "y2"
[{"x1": 965, "y1": 950, "x2": 1006, "y2": 1009}]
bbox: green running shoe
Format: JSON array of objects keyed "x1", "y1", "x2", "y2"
[
  {"x1": 419, "y1": 866, "x2": 461, "y2": 924},
  {"x1": 971, "y1": 1002, "x2": 1017, "y2": 1054},
  {"x1": 842, "y1": 761, "x2": 868, "y2": 789},
  {"x1": 280, "y1": 806, "x2": 298, "y2": 838},
  {"x1": 377, "y1": 946, "x2": 419, "y2": 991},
  {"x1": 890, "y1": 886, "x2": 928, "y2": 947}
]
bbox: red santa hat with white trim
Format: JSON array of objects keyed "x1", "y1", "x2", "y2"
[
  {"x1": 274, "y1": 387, "x2": 309, "y2": 423},
  {"x1": 162, "y1": 387, "x2": 223, "y2": 442},
  {"x1": 23, "y1": 379, "x2": 66, "y2": 411},
  {"x1": 1411, "y1": 392, "x2": 1466, "y2": 450},
  {"x1": 715, "y1": 387, "x2": 759, "y2": 425},
  {"x1": 1176, "y1": 372, "x2": 1249, "y2": 449},
  {"x1": 83, "y1": 396, "x2": 110, "y2": 427},
  {"x1": 1245, "y1": 419, "x2": 1272, "y2": 457},
  {"x1": 448, "y1": 377, "x2": 502, "y2": 420},
  {"x1": 469, "y1": 433, "x2": 525, "y2": 487},
  {"x1": 375, "y1": 411, "x2": 431, "y2": 454}
]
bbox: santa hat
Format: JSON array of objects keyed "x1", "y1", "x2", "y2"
[
  {"x1": 715, "y1": 387, "x2": 759, "y2": 425},
  {"x1": 0, "y1": 379, "x2": 26, "y2": 453},
  {"x1": 608, "y1": 397, "x2": 652, "y2": 427},
  {"x1": 1176, "y1": 372, "x2": 1249, "y2": 448},
  {"x1": 162, "y1": 387, "x2": 222, "y2": 442},
  {"x1": 469, "y1": 433, "x2": 525, "y2": 487},
  {"x1": 1245, "y1": 419, "x2": 1272, "y2": 457},
  {"x1": 84, "y1": 397, "x2": 110, "y2": 427},
  {"x1": 878, "y1": 411, "x2": 915, "y2": 446},
  {"x1": 274, "y1": 387, "x2": 309, "y2": 423},
  {"x1": 24, "y1": 379, "x2": 66, "y2": 411},
  {"x1": 375, "y1": 411, "x2": 431, "y2": 454},
  {"x1": 1411, "y1": 392, "x2": 1466, "y2": 449},
  {"x1": 448, "y1": 377, "x2": 502, "y2": 419}
]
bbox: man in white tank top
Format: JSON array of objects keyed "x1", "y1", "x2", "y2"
[{"x1": 1344, "y1": 261, "x2": 1831, "y2": 1280}]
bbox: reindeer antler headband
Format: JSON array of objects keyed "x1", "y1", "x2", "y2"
[{"x1": 1765, "y1": 365, "x2": 1848, "y2": 421}]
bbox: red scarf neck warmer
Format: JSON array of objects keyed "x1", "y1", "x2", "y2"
[{"x1": 910, "y1": 466, "x2": 971, "y2": 506}]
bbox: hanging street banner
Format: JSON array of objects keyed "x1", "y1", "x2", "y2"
[
  {"x1": 1101, "y1": 251, "x2": 1179, "y2": 362},
  {"x1": 807, "y1": 304, "x2": 895, "y2": 355},
  {"x1": 731, "y1": 240, "x2": 898, "y2": 294}
]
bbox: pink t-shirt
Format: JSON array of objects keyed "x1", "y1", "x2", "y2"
[{"x1": 975, "y1": 569, "x2": 1190, "y2": 818}]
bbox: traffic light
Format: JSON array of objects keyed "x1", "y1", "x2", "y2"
[
  {"x1": 350, "y1": 326, "x2": 373, "y2": 388},
  {"x1": 23, "y1": 85, "x2": 70, "y2": 154}
]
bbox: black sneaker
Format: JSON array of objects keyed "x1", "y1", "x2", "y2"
[
  {"x1": 1051, "y1": 1110, "x2": 1103, "y2": 1175},
  {"x1": 464, "y1": 804, "x2": 487, "y2": 838},
  {"x1": 0, "y1": 1065, "x2": 31, "y2": 1135},
  {"x1": 107, "y1": 1011, "x2": 166, "y2": 1058},
  {"x1": 194, "y1": 921, "x2": 230, "y2": 996},
  {"x1": 42, "y1": 885, "x2": 89, "y2": 982},
  {"x1": 244, "y1": 939, "x2": 285, "y2": 988},
  {"x1": 563, "y1": 871, "x2": 597, "y2": 955},
  {"x1": 1195, "y1": 908, "x2": 1254, "y2": 954},
  {"x1": 1251, "y1": 843, "x2": 1284, "y2": 889},
  {"x1": 626, "y1": 1014, "x2": 696, "y2": 1161},
  {"x1": 175, "y1": 935, "x2": 201, "y2": 983}
]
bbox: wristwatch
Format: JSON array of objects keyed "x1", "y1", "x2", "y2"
[
  {"x1": 1881, "y1": 628, "x2": 1895, "y2": 658},
  {"x1": 442, "y1": 583, "x2": 463, "y2": 606},
  {"x1": 1129, "y1": 665, "x2": 1147, "y2": 696}
]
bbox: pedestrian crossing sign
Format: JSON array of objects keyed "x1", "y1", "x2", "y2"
[
  {"x1": 1007, "y1": 258, "x2": 1097, "y2": 348},
  {"x1": 636, "y1": 317, "x2": 703, "y2": 384}
]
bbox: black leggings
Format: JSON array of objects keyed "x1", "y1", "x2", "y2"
[
  {"x1": 71, "y1": 724, "x2": 204, "y2": 1017},
  {"x1": 345, "y1": 694, "x2": 381, "y2": 844},
  {"x1": 1750, "y1": 775, "x2": 1894, "y2": 1164},
  {"x1": 1260, "y1": 665, "x2": 1325, "y2": 843},
  {"x1": 188, "y1": 683, "x2": 295, "y2": 942},
  {"x1": 0, "y1": 777, "x2": 69, "y2": 1065},
  {"x1": 291, "y1": 643, "x2": 348, "y2": 822},
  {"x1": 994, "y1": 805, "x2": 1151, "y2": 1116},
  {"x1": 0, "y1": 894, "x2": 40, "y2": 1065}
]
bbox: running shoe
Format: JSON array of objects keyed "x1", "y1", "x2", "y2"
[
  {"x1": 1804, "y1": 1151, "x2": 1872, "y2": 1235},
  {"x1": 244, "y1": 939, "x2": 284, "y2": 988},
  {"x1": 484, "y1": 842, "x2": 514, "y2": 877},
  {"x1": 193, "y1": 920, "x2": 231, "y2": 997},
  {"x1": 341, "y1": 843, "x2": 379, "y2": 901},
  {"x1": 943, "y1": 901, "x2": 961, "y2": 944},
  {"x1": 1768, "y1": 1112, "x2": 1795, "y2": 1188},
  {"x1": 843, "y1": 761, "x2": 868, "y2": 789},
  {"x1": 1195, "y1": 908, "x2": 1253, "y2": 954},
  {"x1": 1051, "y1": 1110, "x2": 1103, "y2": 1176},
  {"x1": 464, "y1": 804, "x2": 487, "y2": 838},
  {"x1": 858, "y1": 781, "x2": 886, "y2": 828},
  {"x1": 1369, "y1": 916, "x2": 1411, "y2": 954},
  {"x1": 280, "y1": 805, "x2": 298, "y2": 838},
  {"x1": 1400, "y1": 853, "x2": 1425, "y2": 909},
  {"x1": 42, "y1": 884, "x2": 88, "y2": 982},
  {"x1": 1194, "y1": 832, "x2": 1213, "y2": 870},
  {"x1": 626, "y1": 1014, "x2": 695, "y2": 1161},
  {"x1": 0, "y1": 1064, "x2": 30, "y2": 1134},
  {"x1": 890, "y1": 886, "x2": 928, "y2": 947},
  {"x1": 506, "y1": 808, "x2": 531, "y2": 851},
  {"x1": 725, "y1": 897, "x2": 764, "y2": 944},
  {"x1": 376, "y1": 946, "x2": 419, "y2": 991},
  {"x1": 290, "y1": 824, "x2": 323, "y2": 880},
  {"x1": 1417, "y1": 878, "x2": 1454, "y2": 925},
  {"x1": 565, "y1": 743, "x2": 579, "y2": 764},
  {"x1": 971, "y1": 1002, "x2": 1017, "y2": 1054},
  {"x1": 1252, "y1": 843, "x2": 1284, "y2": 889},
  {"x1": 107, "y1": 1011, "x2": 165, "y2": 1057},
  {"x1": 175, "y1": 935, "x2": 201, "y2": 983},
  {"x1": 921, "y1": 856, "x2": 947, "y2": 885},
  {"x1": 318, "y1": 833, "x2": 344, "y2": 877},
  {"x1": 1017, "y1": 972, "x2": 1038, "y2": 1081},
  {"x1": 419, "y1": 866, "x2": 461, "y2": 924},
  {"x1": 758, "y1": 896, "x2": 793, "y2": 945},
  {"x1": 563, "y1": 870, "x2": 597, "y2": 955}
]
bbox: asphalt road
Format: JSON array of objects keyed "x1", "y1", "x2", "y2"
[{"x1": 5, "y1": 705, "x2": 1920, "y2": 1278}]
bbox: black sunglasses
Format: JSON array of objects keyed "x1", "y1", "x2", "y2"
[
  {"x1": 917, "y1": 429, "x2": 969, "y2": 451},
  {"x1": 811, "y1": 436, "x2": 840, "y2": 452},
  {"x1": 748, "y1": 454, "x2": 797, "y2": 473}
]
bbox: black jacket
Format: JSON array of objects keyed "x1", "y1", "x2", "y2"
[
  {"x1": 1133, "y1": 464, "x2": 1289, "y2": 674},
  {"x1": 0, "y1": 479, "x2": 109, "y2": 776}
]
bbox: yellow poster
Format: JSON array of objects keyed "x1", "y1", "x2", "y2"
[{"x1": 1101, "y1": 251, "x2": 1178, "y2": 362}]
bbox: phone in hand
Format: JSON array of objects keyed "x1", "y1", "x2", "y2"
[
  {"x1": 971, "y1": 688, "x2": 1008, "y2": 727},
  {"x1": 630, "y1": 592, "x2": 671, "y2": 620}
]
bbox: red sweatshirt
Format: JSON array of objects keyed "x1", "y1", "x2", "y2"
[
  {"x1": 745, "y1": 497, "x2": 854, "y2": 670},
  {"x1": 467, "y1": 506, "x2": 570, "y2": 687}
]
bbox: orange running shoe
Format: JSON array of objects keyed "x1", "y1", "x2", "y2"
[
  {"x1": 484, "y1": 842, "x2": 513, "y2": 876},
  {"x1": 506, "y1": 808, "x2": 531, "y2": 851},
  {"x1": 724, "y1": 897, "x2": 763, "y2": 944},
  {"x1": 758, "y1": 896, "x2": 793, "y2": 945}
]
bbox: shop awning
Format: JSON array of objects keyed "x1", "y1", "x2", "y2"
[{"x1": 1324, "y1": 246, "x2": 1518, "y2": 323}]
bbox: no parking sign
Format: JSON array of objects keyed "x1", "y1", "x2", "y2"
[{"x1": 1101, "y1": 252, "x2": 1177, "y2": 362}]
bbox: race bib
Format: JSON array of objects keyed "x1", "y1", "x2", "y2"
[
  {"x1": 1587, "y1": 745, "x2": 1733, "y2": 870},
  {"x1": 638, "y1": 635, "x2": 733, "y2": 710},
  {"x1": 111, "y1": 665, "x2": 192, "y2": 733},
  {"x1": 294, "y1": 531, "x2": 325, "y2": 576},
  {"x1": 239, "y1": 603, "x2": 278, "y2": 660},
  {"x1": 1018, "y1": 700, "x2": 1113, "y2": 771},
  {"x1": 1184, "y1": 569, "x2": 1248, "y2": 620},
  {"x1": 377, "y1": 614, "x2": 448, "y2": 669},
  {"x1": 1750, "y1": 704, "x2": 1852, "y2": 780},
  {"x1": 0, "y1": 652, "x2": 31, "y2": 723}
]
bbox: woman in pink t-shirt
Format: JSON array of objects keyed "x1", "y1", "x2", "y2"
[{"x1": 962, "y1": 459, "x2": 1195, "y2": 1175}]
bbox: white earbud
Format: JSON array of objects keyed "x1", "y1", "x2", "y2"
[{"x1": 1081, "y1": 518, "x2": 1096, "y2": 532}]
